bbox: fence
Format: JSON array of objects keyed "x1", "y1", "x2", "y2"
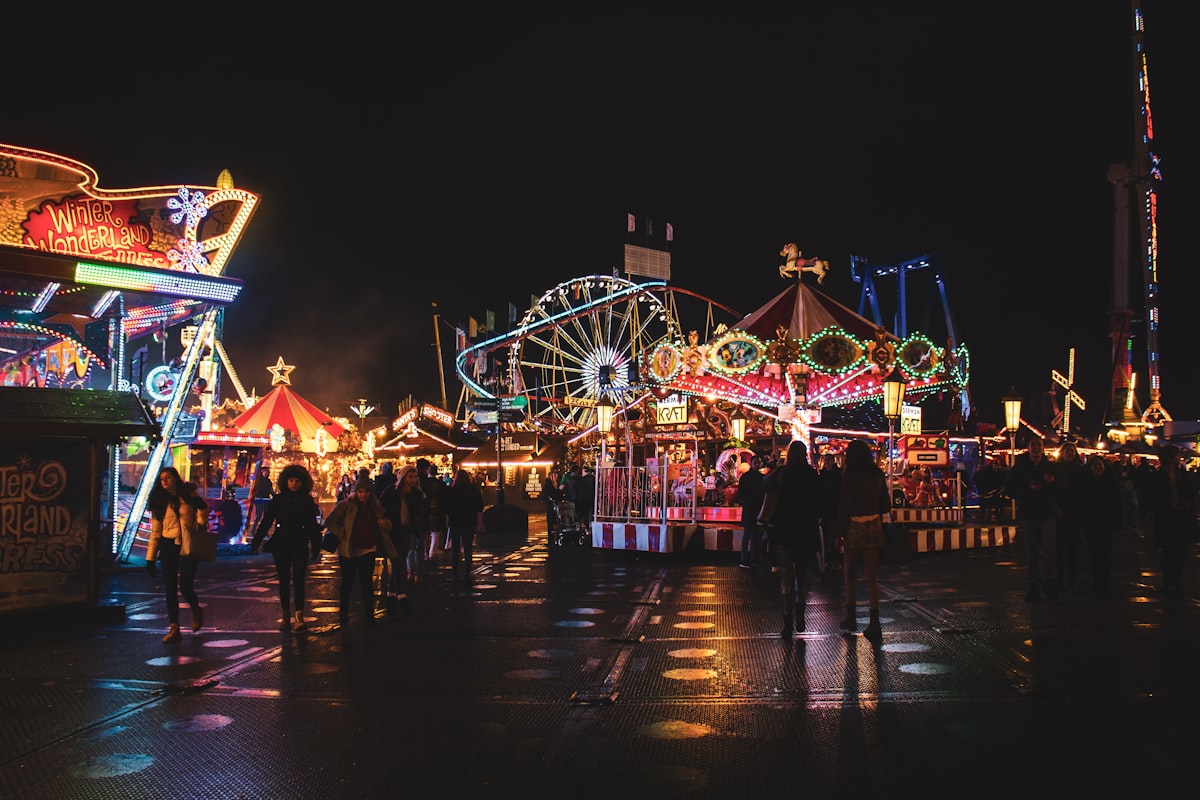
[{"x1": 594, "y1": 461, "x2": 698, "y2": 524}]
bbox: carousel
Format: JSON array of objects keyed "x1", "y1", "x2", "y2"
[{"x1": 591, "y1": 243, "x2": 972, "y2": 554}]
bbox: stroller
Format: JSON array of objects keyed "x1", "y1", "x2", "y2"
[{"x1": 550, "y1": 499, "x2": 589, "y2": 547}]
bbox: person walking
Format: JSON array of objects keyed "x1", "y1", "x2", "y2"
[
  {"x1": 542, "y1": 469, "x2": 564, "y2": 531},
  {"x1": 1080, "y1": 456, "x2": 1121, "y2": 595},
  {"x1": 323, "y1": 476, "x2": 396, "y2": 628},
  {"x1": 379, "y1": 468, "x2": 422, "y2": 617},
  {"x1": 417, "y1": 458, "x2": 447, "y2": 563},
  {"x1": 445, "y1": 469, "x2": 485, "y2": 582},
  {"x1": 817, "y1": 452, "x2": 843, "y2": 571},
  {"x1": 1005, "y1": 437, "x2": 1060, "y2": 602},
  {"x1": 1054, "y1": 442, "x2": 1088, "y2": 593},
  {"x1": 737, "y1": 454, "x2": 766, "y2": 568},
  {"x1": 146, "y1": 466, "x2": 210, "y2": 643},
  {"x1": 759, "y1": 440, "x2": 822, "y2": 638},
  {"x1": 247, "y1": 468, "x2": 273, "y2": 539},
  {"x1": 1149, "y1": 444, "x2": 1195, "y2": 598},
  {"x1": 372, "y1": 462, "x2": 396, "y2": 499},
  {"x1": 576, "y1": 466, "x2": 596, "y2": 527},
  {"x1": 250, "y1": 463, "x2": 324, "y2": 632},
  {"x1": 386, "y1": 466, "x2": 428, "y2": 585},
  {"x1": 835, "y1": 439, "x2": 891, "y2": 640}
]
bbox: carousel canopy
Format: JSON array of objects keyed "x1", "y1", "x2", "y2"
[
  {"x1": 733, "y1": 281, "x2": 891, "y2": 342},
  {"x1": 231, "y1": 384, "x2": 345, "y2": 444}
]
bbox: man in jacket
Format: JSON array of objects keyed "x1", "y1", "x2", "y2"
[
  {"x1": 737, "y1": 454, "x2": 766, "y2": 568},
  {"x1": 1004, "y1": 437, "x2": 1059, "y2": 601}
]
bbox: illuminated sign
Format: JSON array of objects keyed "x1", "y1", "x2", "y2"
[
  {"x1": 0, "y1": 144, "x2": 260, "y2": 279},
  {"x1": 144, "y1": 365, "x2": 177, "y2": 403},
  {"x1": 656, "y1": 399, "x2": 688, "y2": 425},
  {"x1": 900, "y1": 404, "x2": 922, "y2": 435},
  {"x1": 23, "y1": 197, "x2": 167, "y2": 268},
  {"x1": 75, "y1": 261, "x2": 242, "y2": 303}
]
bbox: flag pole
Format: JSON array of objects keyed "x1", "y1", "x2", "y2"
[{"x1": 432, "y1": 302, "x2": 448, "y2": 411}]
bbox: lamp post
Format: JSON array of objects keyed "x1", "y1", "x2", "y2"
[
  {"x1": 730, "y1": 406, "x2": 747, "y2": 443},
  {"x1": 349, "y1": 399, "x2": 374, "y2": 435},
  {"x1": 596, "y1": 396, "x2": 615, "y2": 466},
  {"x1": 1003, "y1": 387, "x2": 1023, "y2": 468},
  {"x1": 1003, "y1": 387, "x2": 1022, "y2": 520},
  {"x1": 882, "y1": 367, "x2": 906, "y2": 507}
]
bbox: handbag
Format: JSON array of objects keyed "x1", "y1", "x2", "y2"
[
  {"x1": 321, "y1": 531, "x2": 339, "y2": 553},
  {"x1": 182, "y1": 528, "x2": 218, "y2": 562}
]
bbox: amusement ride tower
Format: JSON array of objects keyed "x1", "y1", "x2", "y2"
[{"x1": 1106, "y1": 1, "x2": 1168, "y2": 437}]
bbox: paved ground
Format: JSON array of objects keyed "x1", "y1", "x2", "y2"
[{"x1": 2, "y1": 516, "x2": 1197, "y2": 800}]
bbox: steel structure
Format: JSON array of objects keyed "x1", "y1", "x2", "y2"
[{"x1": 1107, "y1": 2, "x2": 1168, "y2": 430}]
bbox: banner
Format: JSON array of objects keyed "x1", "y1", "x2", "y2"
[{"x1": 0, "y1": 440, "x2": 91, "y2": 613}]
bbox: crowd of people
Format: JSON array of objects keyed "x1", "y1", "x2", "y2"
[{"x1": 142, "y1": 439, "x2": 1196, "y2": 646}]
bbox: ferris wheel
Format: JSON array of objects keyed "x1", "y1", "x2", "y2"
[{"x1": 506, "y1": 275, "x2": 680, "y2": 432}]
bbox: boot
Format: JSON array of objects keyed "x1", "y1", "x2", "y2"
[
  {"x1": 191, "y1": 606, "x2": 204, "y2": 632},
  {"x1": 863, "y1": 609, "x2": 882, "y2": 640},
  {"x1": 292, "y1": 611, "x2": 306, "y2": 632},
  {"x1": 162, "y1": 623, "x2": 181, "y2": 643},
  {"x1": 278, "y1": 608, "x2": 291, "y2": 631},
  {"x1": 839, "y1": 605, "x2": 858, "y2": 632},
  {"x1": 781, "y1": 612, "x2": 794, "y2": 638}
]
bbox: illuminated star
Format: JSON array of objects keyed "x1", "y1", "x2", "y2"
[{"x1": 267, "y1": 356, "x2": 295, "y2": 386}]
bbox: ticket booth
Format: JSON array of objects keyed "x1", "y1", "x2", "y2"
[{"x1": 0, "y1": 386, "x2": 159, "y2": 621}]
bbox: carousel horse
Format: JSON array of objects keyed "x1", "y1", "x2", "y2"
[{"x1": 779, "y1": 242, "x2": 829, "y2": 284}]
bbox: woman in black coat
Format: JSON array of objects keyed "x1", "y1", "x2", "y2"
[
  {"x1": 759, "y1": 439, "x2": 822, "y2": 638},
  {"x1": 251, "y1": 464, "x2": 324, "y2": 632},
  {"x1": 445, "y1": 469, "x2": 485, "y2": 583}
]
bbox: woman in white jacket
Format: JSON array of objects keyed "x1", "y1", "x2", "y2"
[{"x1": 146, "y1": 467, "x2": 209, "y2": 643}]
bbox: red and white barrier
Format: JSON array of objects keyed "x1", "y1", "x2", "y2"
[
  {"x1": 908, "y1": 526, "x2": 1018, "y2": 554},
  {"x1": 592, "y1": 523, "x2": 743, "y2": 553},
  {"x1": 891, "y1": 507, "x2": 962, "y2": 524}
]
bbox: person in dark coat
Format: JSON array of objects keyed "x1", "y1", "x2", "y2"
[
  {"x1": 737, "y1": 454, "x2": 766, "y2": 568},
  {"x1": 1149, "y1": 444, "x2": 1195, "y2": 597},
  {"x1": 759, "y1": 440, "x2": 822, "y2": 638},
  {"x1": 445, "y1": 469, "x2": 485, "y2": 582},
  {"x1": 251, "y1": 463, "x2": 324, "y2": 632},
  {"x1": 817, "y1": 452, "x2": 843, "y2": 570},
  {"x1": 1080, "y1": 456, "x2": 1122, "y2": 595},
  {"x1": 575, "y1": 466, "x2": 596, "y2": 526},
  {"x1": 835, "y1": 439, "x2": 891, "y2": 639},
  {"x1": 1005, "y1": 437, "x2": 1060, "y2": 602},
  {"x1": 1054, "y1": 442, "x2": 1089, "y2": 593}
]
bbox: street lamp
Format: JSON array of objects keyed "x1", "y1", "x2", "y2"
[
  {"x1": 882, "y1": 367, "x2": 906, "y2": 506},
  {"x1": 1003, "y1": 386, "x2": 1023, "y2": 467},
  {"x1": 730, "y1": 406, "x2": 747, "y2": 442},
  {"x1": 596, "y1": 396, "x2": 615, "y2": 465}
]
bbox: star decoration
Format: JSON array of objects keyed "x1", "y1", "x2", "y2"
[{"x1": 267, "y1": 356, "x2": 295, "y2": 386}]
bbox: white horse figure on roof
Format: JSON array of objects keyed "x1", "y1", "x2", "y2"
[{"x1": 779, "y1": 242, "x2": 829, "y2": 284}]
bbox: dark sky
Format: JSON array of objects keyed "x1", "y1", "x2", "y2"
[{"x1": 6, "y1": 3, "x2": 1198, "y2": 434}]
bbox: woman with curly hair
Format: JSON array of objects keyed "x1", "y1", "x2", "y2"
[
  {"x1": 146, "y1": 466, "x2": 209, "y2": 643},
  {"x1": 251, "y1": 464, "x2": 324, "y2": 632}
]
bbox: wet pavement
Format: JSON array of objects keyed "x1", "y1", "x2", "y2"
[{"x1": 1, "y1": 517, "x2": 1197, "y2": 799}]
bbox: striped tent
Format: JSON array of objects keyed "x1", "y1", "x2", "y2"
[{"x1": 231, "y1": 385, "x2": 344, "y2": 453}]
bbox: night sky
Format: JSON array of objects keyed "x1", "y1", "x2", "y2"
[{"x1": 5, "y1": 3, "x2": 1198, "y2": 435}]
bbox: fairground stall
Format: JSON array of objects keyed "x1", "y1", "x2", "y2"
[
  {"x1": 0, "y1": 143, "x2": 260, "y2": 568},
  {"x1": 226, "y1": 359, "x2": 346, "y2": 502},
  {"x1": 375, "y1": 402, "x2": 485, "y2": 481}
]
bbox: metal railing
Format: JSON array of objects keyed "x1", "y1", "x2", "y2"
[{"x1": 594, "y1": 460, "x2": 698, "y2": 524}]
